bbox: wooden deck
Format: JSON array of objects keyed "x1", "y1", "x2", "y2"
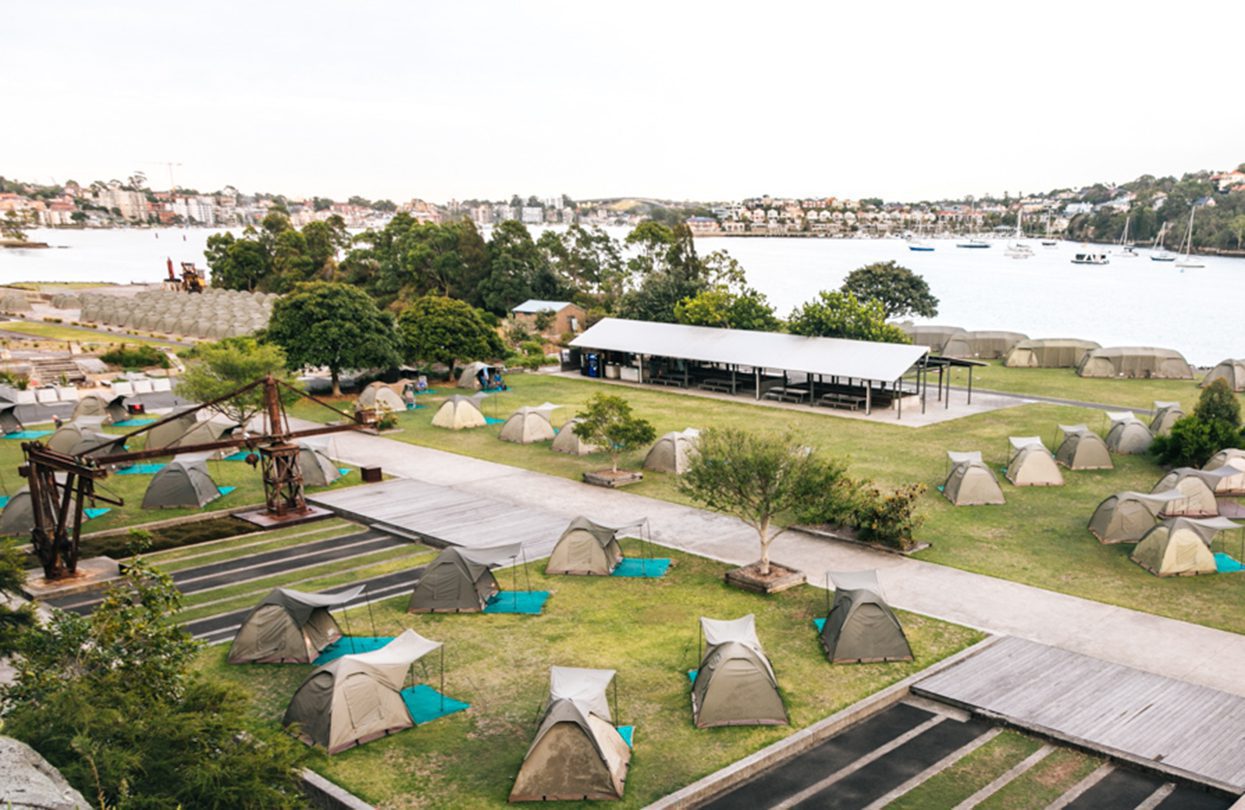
[
  {"x1": 307, "y1": 478, "x2": 569, "y2": 558},
  {"x1": 912, "y1": 636, "x2": 1245, "y2": 796}
]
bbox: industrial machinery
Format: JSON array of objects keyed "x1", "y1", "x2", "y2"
[{"x1": 164, "y1": 258, "x2": 206, "y2": 293}]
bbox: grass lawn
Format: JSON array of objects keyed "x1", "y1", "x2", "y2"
[
  {"x1": 203, "y1": 539, "x2": 983, "y2": 809},
  {"x1": 0, "y1": 319, "x2": 185, "y2": 351},
  {"x1": 289, "y1": 373, "x2": 1245, "y2": 636},
  {"x1": 977, "y1": 748, "x2": 1101, "y2": 809},
  {"x1": 965, "y1": 361, "x2": 1232, "y2": 412}
]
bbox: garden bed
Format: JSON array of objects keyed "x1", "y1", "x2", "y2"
[
  {"x1": 793, "y1": 523, "x2": 931, "y2": 556},
  {"x1": 583, "y1": 469, "x2": 644, "y2": 488},
  {"x1": 724, "y1": 560, "x2": 806, "y2": 594}
]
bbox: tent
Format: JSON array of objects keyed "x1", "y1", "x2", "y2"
[
  {"x1": 0, "y1": 489, "x2": 35, "y2": 536},
  {"x1": 1087, "y1": 490, "x2": 1185, "y2": 544},
  {"x1": 1204, "y1": 449, "x2": 1245, "y2": 496},
  {"x1": 141, "y1": 459, "x2": 221, "y2": 508},
  {"x1": 1149, "y1": 401, "x2": 1185, "y2": 437},
  {"x1": 168, "y1": 419, "x2": 241, "y2": 451},
  {"x1": 644, "y1": 429, "x2": 699, "y2": 474},
  {"x1": 1077, "y1": 347, "x2": 1194, "y2": 379},
  {"x1": 819, "y1": 570, "x2": 913, "y2": 663},
  {"x1": 283, "y1": 630, "x2": 442, "y2": 754},
  {"x1": 298, "y1": 442, "x2": 341, "y2": 487},
  {"x1": 356, "y1": 382, "x2": 404, "y2": 415},
  {"x1": 1151, "y1": 468, "x2": 1232, "y2": 517},
  {"x1": 898, "y1": 324, "x2": 965, "y2": 353},
  {"x1": 551, "y1": 417, "x2": 599, "y2": 456},
  {"x1": 499, "y1": 407, "x2": 556, "y2": 444},
  {"x1": 0, "y1": 402, "x2": 22, "y2": 435},
  {"x1": 408, "y1": 543, "x2": 520, "y2": 613},
  {"x1": 457, "y1": 362, "x2": 496, "y2": 390},
  {"x1": 546, "y1": 516, "x2": 624, "y2": 576},
  {"x1": 46, "y1": 424, "x2": 124, "y2": 458},
  {"x1": 1005, "y1": 437, "x2": 1063, "y2": 487},
  {"x1": 70, "y1": 393, "x2": 117, "y2": 422},
  {"x1": 1131, "y1": 517, "x2": 1238, "y2": 577},
  {"x1": 692, "y1": 615, "x2": 787, "y2": 728},
  {"x1": 1004, "y1": 338, "x2": 1100, "y2": 369},
  {"x1": 509, "y1": 667, "x2": 631, "y2": 802},
  {"x1": 942, "y1": 451, "x2": 1005, "y2": 506},
  {"x1": 1054, "y1": 425, "x2": 1113, "y2": 470},
  {"x1": 1104, "y1": 412, "x2": 1153, "y2": 455},
  {"x1": 431, "y1": 396, "x2": 487, "y2": 430},
  {"x1": 1202, "y1": 359, "x2": 1245, "y2": 392},
  {"x1": 144, "y1": 406, "x2": 201, "y2": 450},
  {"x1": 942, "y1": 330, "x2": 1029, "y2": 360},
  {"x1": 228, "y1": 585, "x2": 364, "y2": 664}
]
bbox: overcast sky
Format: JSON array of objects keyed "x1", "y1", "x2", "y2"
[{"x1": 3, "y1": 1, "x2": 1242, "y2": 203}]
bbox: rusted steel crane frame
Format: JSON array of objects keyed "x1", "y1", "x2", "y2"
[{"x1": 22, "y1": 374, "x2": 375, "y2": 580}]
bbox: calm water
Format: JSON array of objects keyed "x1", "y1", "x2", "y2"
[{"x1": 3, "y1": 228, "x2": 1241, "y2": 365}]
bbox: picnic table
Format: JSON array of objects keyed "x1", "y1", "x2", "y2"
[
  {"x1": 762, "y1": 386, "x2": 810, "y2": 404},
  {"x1": 698, "y1": 378, "x2": 738, "y2": 393},
  {"x1": 817, "y1": 391, "x2": 867, "y2": 411}
]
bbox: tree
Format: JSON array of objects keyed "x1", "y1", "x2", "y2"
[
  {"x1": 204, "y1": 232, "x2": 269, "y2": 291},
  {"x1": 572, "y1": 394, "x2": 656, "y2": 473},
  {"x1": 618, "y1": 222, "x2": 728, "y2": 322},
  {"x1": 678, "y1": 428, "x2": 848, "y2": 576},
  {"x1": 674, "y1": 286, "x2": 780, "y2": 331},
  {"x1": 787, "y1": 290, "x2": 911, "y2": 343},
  {"x1": 840, "y1": 261, "x2": 939, "y2": 319},
  {"x1": 1231, "y1": 214, "x2": 1245, "y2": 249},
  {"x1": 176, "y1": 337, "x2": 297, "y2": 427},
  {"x1": 0, "y1": 543, "x2": 34, "y2": 656},
  {"x1": 266, "y1": 282, "x2": 401, "y2": 396},
  {"x1": 1153, "y1": 379, "x2": 1244, "y2": 467},
  {"x1": 2, "y1": 210, "x2": 30, "y2": 242},
  {"x1": 479, "y1": 220, "x2": 565, "y2": 314},
  {"x1": 396, "y1": 295, "x2": 505, "y2": 376}
]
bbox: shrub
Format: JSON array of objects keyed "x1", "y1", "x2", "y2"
[
  {"x1": 506, "y1": 321, "x2": 532, "y2": 345},
  {"x1": 100, "y1": 343, "x2": 169, "y2": 369},
  {"x1": 520, "y1": 340, "x2": 544, "y2": 357},
  {"x1": 851, "y1": 482, "x2": 927, "y2": 550},
  {"x1": 1152, "y1": 379, "x2": 1243, "y2": 467}
]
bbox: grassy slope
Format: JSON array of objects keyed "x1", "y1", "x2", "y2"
[
  {"x1": 966, "y1": 361, "x2": 1231, "y2": 412},
  {"x1": 0, "y1": 319, "x2": 183, "y2": 351},
  {"x1": 290, "y1": 373, "x2": 1245, "y2": 635},
  {"x1": 204, "y1": 540, "x2": 982, "y2": 809}
]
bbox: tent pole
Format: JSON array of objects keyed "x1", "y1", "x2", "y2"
[
  {"x1": 340, "y1": 605, "x2": 354, "y2": 654},
  {"x1": 697, "y1": 622, "x2": 702, "y2": 668},
  {"x1": 522, "y1": 547, "x2": 532, "y2": 593},
  {"x1": 364, "y1": 589, "x2": 377, "y2": 638}
]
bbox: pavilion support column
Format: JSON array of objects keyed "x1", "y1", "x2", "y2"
[
  {"x1": 946, "y1": 368, "x2": 952, "y2": 410},
  {"x1": 638, "y1": 354, "x2": 645, "y2": 384},
  {"x1": 683, "y1": 362, "x2": 688, "y2": 388},
  {"x1": 731, "y1": 365, "x2": 737, "y2": 395},
  {"x1": 896, "y1": 380, "x2": 902, "y2": 420},
  {"x1": 755, "y1": 367, "x2": 761, "y2": 400},
  {"x1": 865, "y1": 383, "x2": 872, "y2": 416}
]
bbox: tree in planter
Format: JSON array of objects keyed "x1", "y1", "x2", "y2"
[
  {"x1": 678, "y1": 428, "x2": 848, "y2": 577},
  {"x1": 1152, "y1": 378, "x2": 1244, "y2": 467},
  {"x1": 572, "y1": 394, "x2": 656, "y2": 474},
  {"x1": 176, "y1": 336, "x2": 298, "y2": 427}
]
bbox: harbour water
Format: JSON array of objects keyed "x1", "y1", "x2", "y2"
[{"x1": 1, "y1": 228, "x2": 1240, "y2": 365}]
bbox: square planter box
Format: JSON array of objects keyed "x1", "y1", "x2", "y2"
[
  {"x1": 724, "y1": 561, "x2": 806, "y2": 594},
  {"x1": 583, "y1": 469, "x2": 643, "y2": 488}
]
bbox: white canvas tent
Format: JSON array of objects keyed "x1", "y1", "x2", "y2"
[
  {"x1": 551, "y1": 417, "x2": 599, "y2": 456},
  {"x1": 431, "y1": 395, "x2": 487, "y2": 430},
  {"x1": 1204, "y1": 449, "x2": 1245, "y2": 496},
  {"x1": 499, "y1": 407, "x2": 556, "y2": 444},
  {"x1": 1005, "y1": 436, "x2": 1063, "y2": 487},
  {"x1": 644, "y1": 429, "x2": 699, "y2": 474}
]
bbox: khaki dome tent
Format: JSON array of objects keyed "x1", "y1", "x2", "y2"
[
  {"x1": 1005, "y1": 437, "x2": 1064, "y2": 487},
  {"x1": 144, "y1": 406, "x2": 200, "y2": 450},
  {"x1": 0, "y1": 402, "x2": 22, "y2": 435},
  {"x1": 431, "y1": 395, "x2": 486, "y2": 430},
  {"x1": 692, "y1": 614, "x2": 787, "y2": 728},
  {"x1": 898, "y1": 324, "x2": 965, "y2": 354},
  {"x1": 1054, "y1": 424, "x2": 1113, "y2": 470},
  {"x1": 46, "y1": 424, "x2": 124, "y2": 458},
  {"x1": 1077, "y1": 347, "x2": 1194, "y2": 379},
  {"x1": 456, "y1": 361, "x2": 496, "y2": 390},
  {"x1": 819, "y1": 570, "x2": 913, "y2": 663},
  {"x1": 1004, "y1": 338, "x2": 1100, "y2": 369},
  {"x1": 551, "y1": 417, "x2": 599, "y2": 456},
  {"x1": 141, "y1": 459, "x2": 221, "y2": 509},
  {"x1": 408, "y1": 543, "x2": 520, "y2": 613},
  {"x1": 1151, "y1": 468, "x2": 1232, "y2": 517},
  {"x1": 71, "y1": 393, "x2": 114, "y2": 422},
  {"x1": 1149, "y1": 401, "x2": 1185, "y2": 437},
  {"x1": 1202, "y1": 359, "x2": 1245, "y2": 392},
  {"x1": 297, "y1": 442, "x2": 341, "y2": 487},
  {"x1": 546, "y1": 516, "x2": 624, "y2": 576},
  {"x1": 942, "y1": 330, "x2": 1028, "y2": 360},
  {"x1": 942, "y1": 451, "x2": 1005, "y2": 506},
  {"x1": 510, "y1": 666, "x2": 631, "y2": 802},
  {"x1": 0, "y1": 489, "x2": 35, "y2": 537},
  {"x1": 1204, "y1": 449, "x2": 1245, "y2": 496},
  {"x1": 228, "y1": 585, "x2": 364, "y2": 664},
  {"x1": 355, "y1": 382, "x2": 404, "y2": 415},
  {"x1": 169, "y1": 419, "x2": 241, "y2": 453},
  {"x1": 499, "y1": 407, "x2": 556, "y2": 444},
  {"x1": 644, "y1": 429, "x2": 699, "y2": 474},
  {"x1": 1087, "y1": 490, "x2": 1184, "y2": 544},
  {"x1": 1104, "y1": 411, "x2": 1153, "y2": 455},
  {"x1": 1131, "y1": 517, "x2": 1238, "y2": 577},
  {"x1": 283, "y1": 630, "x2": 442, "y2": 755}
]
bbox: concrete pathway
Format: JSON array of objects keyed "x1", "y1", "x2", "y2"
[{"x1": 306, "y1": 422, "x2": 1245, "y2": 698}]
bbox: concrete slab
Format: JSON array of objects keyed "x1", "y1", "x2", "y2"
[{"x1": 22, "y1": 556, "x2": 120, "y2": 601}]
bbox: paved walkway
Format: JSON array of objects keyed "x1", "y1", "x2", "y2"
[{"x1": 304, "y1": 422, "x2": 1245, "y2": 698}]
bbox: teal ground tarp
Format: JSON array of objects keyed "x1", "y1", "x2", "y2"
[
  {"x1": 617, "y1": 725, "x2": 635, "y2": 749},
  {"x1": 401, "y1": 684, "x2": 469, "y2": 725},
  {"x1": 0, "y1": 496, "x2": 7, "y2": 508},
  {"x1": 337, "y1": 468, "x2": 350, "y2": 476},
  {"x1": 1215, "y1": 552, "x2": 1244, "y2": 573},
  {"x1": 484, "y1": 417, "x2": 505, "y2": 425},
  {"x1": 312, "y1": 636, "x2": 394, "y2": 665},
  {"x1": 813, "y1": 618, "x2": 827, "y2": 632},
  {"x1": 217, "y1": 486, "x2": 236, "y2": 497},
  {"x1": 483, "y1": 591, "x2": 550, "y2": 614},
  {"x1": 687, "y1": 669, "x2": 698, "y2": 684},
  {"x1": 223, "y1": 451, "x2": 249, "y2": 461},
  {"x1": 3, "y1": 430, "x2": 53, "y2": 440},
  {"x1": 117, "y1": 463, "x2": 166, "y2": 475},
  {"x1": 84, "y1": 508, "x2": 110, "y2": 520},
  {"x1": 111, "y1": 418, "x2": 155, "y2": 427},
  {"x1": 612, "y1": 558, "x2": 672, "y2": 578}
]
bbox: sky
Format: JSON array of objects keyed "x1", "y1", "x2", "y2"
[{"x1": 3, "y1": 1, "x2": 1243, "y2": 204}]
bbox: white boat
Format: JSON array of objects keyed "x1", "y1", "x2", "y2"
[
  {"x1": 1150, "y1": 222, "x2": 1176, "y2": 261},
  {"x1": 1005, "y1": 210, "x2": 1032, "y2": 259},
  {"x1": 1040, "y1": 212, "x2": 1058, "y2": 246},
  {"x1": 1174, "y1": 206, "x2": 1205, "y2": 269},
  {"x1": 907, "y1": 239, "x2": 934, "y2": 252},
  {"x1": 1116, "y1": 215, "x2": 1138, "y2": 258},
  {"x1": 956, "y1": 239, "x2": 990, "y2": 249},
  {"x1": 1072, "y1": 252, "x2": 1109, "y2": 265}
]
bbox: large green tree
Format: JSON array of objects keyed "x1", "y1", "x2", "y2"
[
  {"x1": 839, "y1": 261, "x2": 939, "y2": 319},
  {"x1": 204, "y1": 232, "x2": 268, "y2": 292},
  {"x1": 479, "y1": 220, "x2": 567, "y2": 314},
  {"x1": 396, "y1": 295, "x2": 505, "y2": 375},
  {"x1": 176, "y1": 337, "x2": 298, "y2": 426},
  {"x1": 537, "y1": 224, "x2": 626, "y2": 303},
  {"x1": 617, "y1": 222, "x2": 738, "y2": 323},
  {"x1": 266, "y1": 281, "x2": 401, "y2": 396},
  {"x1": 787, "y1": 290, "x2": 911, "y2": 343},
  {"x1": 674, "y1": 285, "x2": 780, "y2": 331},
  {"x1": 1153, "y1": 379, "x2": 1244, "y2": 467}
]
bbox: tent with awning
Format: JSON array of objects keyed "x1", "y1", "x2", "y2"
[
  {"x1": 1054, "y1": 424, "x2": 1113, "y2": 470},
  {"x1": 408, "y1": 543, "x2": 520, "y2": 613},
  {"x1": 1149, "y1": 401, "x2": 1185, "y2": 437},
  {"x1": 141, "y1": 459, "x2": 221, "y2": 508},
  {"x1": 942, "y1": 451, "x2": 1005, "y2": 506},
  {"x1": 144, "y1": 406, "x2": 201, "y2": 450},
  {"x1": 499, "y1": 407, "x2": 556, "y2": 444},
  {"x1": 1131, "y1": 517, "x2": 1238, "y2": 577},
  {"x1": 0, "y1": 402, "x2": 23, "y2": 435},
  {"x1": 1104, "y1": 411, "x2": 1154, "y2": 455},
  {"x1": 229, "y1": 585, "x2": 365, "y2": 664},
  {"x1": 692, "y1": 614, "x2": 787, "y2": 728},
  {"x1": 1005, "y1": 436, "x2": 1063, "y2": 487},
  {"x1": 546, "y1": 516, "x2": 625, "y2": 576},
  {"x1": 1088, "y1": 490, "x2": 1185, "y2": 544},
  {"x1": 1204, "y1": 449, "x2": 1245, "y2": 495},
  {"x1": 819, "y1": 570, "x2": 913, "y2": 663},
  {"x1": 1151, "y1": 468, "x2": 1233, "y2": 517}
]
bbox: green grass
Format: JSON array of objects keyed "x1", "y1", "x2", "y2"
[
  {"x1": 142, "y1": 518, "x2": 353, "y2": 565},
  {"x1": 0, "y1": 319, "x2": 183, "y2": 351},
  {"x1": 203, "y1": 539, "x2": 983, "y2": 809},
  {"x1": 977, "y1": 748, "x2": 1101, "y2": 810},
  {"x1": 886, "y1": 730, "x2": 1041, "y2": 809},
  {"x1": 967, "y1": 361, "x2": 1235, "y2": 412},
  {"x1": 290, "y1": 373, "x2": 1245, "y2": 636}
]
